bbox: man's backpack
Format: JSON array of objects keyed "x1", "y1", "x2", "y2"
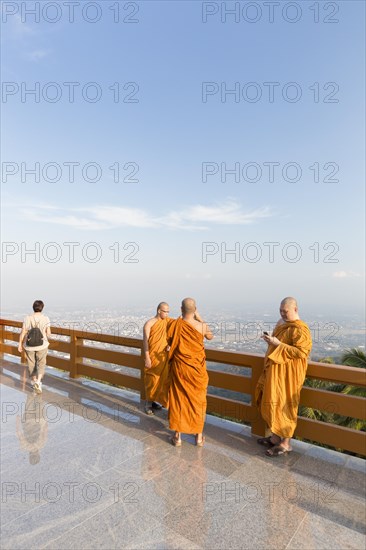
[{"x1": 26, "y1": 321, "x2": 44, "y2": 347}]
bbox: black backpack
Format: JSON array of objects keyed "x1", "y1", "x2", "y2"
[{"x1": 26, "y1": 320, "x2": 44, "y2": 347}]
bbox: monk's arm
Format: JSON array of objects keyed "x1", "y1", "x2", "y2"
[
  {"x1": 193, "y1": 313, "x2": 213, "y2": 340},
  {"x1": 263, "y1": 319, "x2": 283, "y2": 342},
  {"x1": 194, "y1": 310, "x2": 203, "y2": 322},
  {"x1": 268, "y1": 326, "x2": 312, "y2": 363},
  {"x1": 143, "y1": 321, "x2": 152, "y2": 369},
  {"x1": 203, "y1": 322, "x2": 214, "y2": 341}
]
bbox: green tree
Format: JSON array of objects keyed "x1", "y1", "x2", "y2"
[
  {"x1": 332, "y1": 348, "x2": 366, "y2": 431},
  {"x1": 299, "y1": 348, "x2": 366, "y2": 428},
  {"x1": 299, "y1": 377, "x2": 334, "y2": 422},
  {"x1": 341, "y1": 348, "x2": 366, "y2": 370},
  {"x1": 317, "y1": 356, "x2": 334, "y2": 364}
]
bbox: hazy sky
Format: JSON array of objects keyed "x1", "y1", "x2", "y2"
[{"x1": 1, "y1": 1, "x2": 365, "y2": 318}]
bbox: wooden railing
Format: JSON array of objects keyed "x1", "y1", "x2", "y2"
[{"x1": 1, "y1": 318, "x2": 365, "y2": 456}]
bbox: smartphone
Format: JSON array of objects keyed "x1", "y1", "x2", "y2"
[{"x1": 263, "y1": 331, "x2": 269, "y2": 336}]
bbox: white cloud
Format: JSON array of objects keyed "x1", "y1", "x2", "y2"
[
  {"x1": 22, "y1": 210, "x2": 106, "y2": 231},
  {"x1": 17, "y1": 199, "x2": 274, "y2": 231},
  {"x1": 333, "y1": 271, "x2": 362, "y2": 279},
  {"x1": 2, "y1": 13, "x2": 35, "y2": 38},
  {"x1": 185, "y1": 273, "x2": 212, "y2": 280},
  {"x1": 82, "y1": 206, "x2": 159, "y2": 229},
  {"x1": 25, "y1": 49, "x2": 51, "y2": 61},
  {"x1": 160, "y1": 200, "x2": 272, "y2": 230}
]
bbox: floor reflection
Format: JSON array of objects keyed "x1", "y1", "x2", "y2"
[
  {"x1": 1, "y1": 358, "x2": 365, "y2": 550},
  {"x1": 16, "y1": 392, "x2": 48, "y2": 465}
]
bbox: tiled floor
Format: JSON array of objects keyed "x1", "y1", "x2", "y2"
[{"x1": 1, "y1": 358, "x2": 365, "y2": 550}]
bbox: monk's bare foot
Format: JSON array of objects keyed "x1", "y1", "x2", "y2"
[
  {"x1": 195, "y1": 434, "x2": 205, "y2": 447},
  {"x1": 269, "y1": 434, "x2": 281, "y2": 445}
]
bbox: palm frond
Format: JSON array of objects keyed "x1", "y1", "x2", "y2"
[
  {"x1": 340, "y1": 385, "x2": 366, "y2": 398},
  {"x1": 341, "y1": 348, "x2": 366, "y2": 369}
]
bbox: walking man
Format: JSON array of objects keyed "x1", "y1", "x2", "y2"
[{"x1": 18, "y1": 300, "x2": 51, "y2": 394}]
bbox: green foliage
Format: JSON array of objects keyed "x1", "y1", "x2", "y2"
[
  {"x1": 299, "y1": 377, "x2": 335, "y2": 423},
  {"x1": 317, "y1": 356, "x2": 334, "y2": 364},
  {"x1": 299, "y1": 347, "x2": 366, "y2": 436},
  {"x1": 341, "y1": 348, "x2": 366, "y2": 369},
  {"x1": 333, "y1": 348, "x2": 366, "y2": 431}
]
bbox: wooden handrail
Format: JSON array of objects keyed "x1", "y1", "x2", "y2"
[{"x1": 1, "y1": 317, "x2": 365, "y2": 456}]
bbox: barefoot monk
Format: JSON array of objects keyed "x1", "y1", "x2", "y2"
[{"x1": 167, "y1": 298, "x2": 213, "y2": 447}]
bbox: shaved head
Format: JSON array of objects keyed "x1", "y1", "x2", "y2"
[
  {"x1": 181, "y1": 297, "x2": 196, "y2": 314},
  {"x1": 281, "y1": 297, "x2": 298, "y2": 308},
  {"x1": 156, "y1": 302, "x2": 170, "y2": 320},
  {"x1": 280, "y1": 297, "x2": 299, "y2": 321}
]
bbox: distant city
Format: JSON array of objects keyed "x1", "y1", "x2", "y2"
[{"x1": 3, "y1": 306, "x2": 365, "y2": 363}]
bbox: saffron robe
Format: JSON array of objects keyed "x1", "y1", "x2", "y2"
[
  {"x1": 167, "y1": 318, "x2": 208, "y2": 434},
  {"x1": 255, "y1": 319, "x2": 312, "y2": 438},
  {"x1": 144, "y1": 318, "x2": 170, "y2": 406}
]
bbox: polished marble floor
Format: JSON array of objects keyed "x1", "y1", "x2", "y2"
[{"x1": 1, "y1": 357, "x2": 365, "y2": 550}]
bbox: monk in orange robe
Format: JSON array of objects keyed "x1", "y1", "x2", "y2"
[
  {"x1": 143, "y1": 302, "x2": 171, "y2": 414},
  {"x1": 255, "y1": 297, "x2": 312, "y2": 456},
  {"x1": 167, "y1": 298, "x2": 213, "y2": 447}
]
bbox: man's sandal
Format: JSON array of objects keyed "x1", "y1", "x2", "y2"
[
  {"x1": 265, "y1": 444, "x2": 292, "y2": 457},
  {"x1": 144, "y1": 407, "x2": 154, "y2": 415},
  {"x1": 257, "y1": 436, "x2": 276, "y2": 447},
  {"x1": 170, "y1": 436, "x2": 182, "y2": 447},
  {"x1": 195, "y1": 435, "x2": 205, "y2": 447}
]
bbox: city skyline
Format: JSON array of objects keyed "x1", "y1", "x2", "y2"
[{"x1": 2, "y1": 304, "x2": 365, "y2": 361}]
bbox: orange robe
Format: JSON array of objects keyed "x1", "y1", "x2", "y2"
[
  {"x1": 144, "y1": 318, "x2": 170, "y2": 407},
  {"x1": 167, "y1": 318, "x2": 208, "y2": 434},
  {"x1": 255, "y1": 320, "x2": 312, "y2": 438}
]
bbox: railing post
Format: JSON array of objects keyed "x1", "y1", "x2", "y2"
[
  {"x1": 69, "y1": 332, "x2": 80, "y2": 379},
  {"x1": 251, "y1": 411, "x2": 266, "y2": 437},
  {"x1": 250, "y1": 363, "x2": 266, "y2": 437},
  {"x1": 13, "y1": 322, "x2": 27, "y2": 364},
  {"x1": 0, "y1": 323, "x2": 4, "y2": 358},
  {"x1": 140, "y1": 348, "x2": 146, "y2": 401},
  {"x1": 20, "y1": 325, "x2": 27, "y2": 365}
]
